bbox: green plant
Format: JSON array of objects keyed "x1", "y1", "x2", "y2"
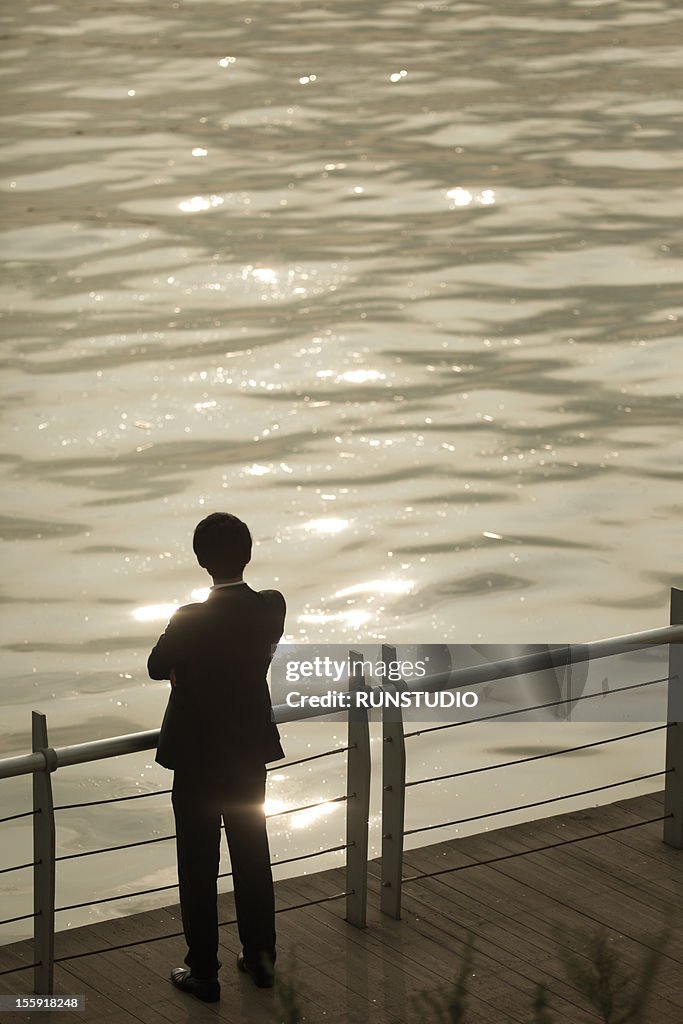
[
  {"x1": 411, "y1": 932, "x2": 476, "y2": 1024},
  {"x1": 557, "y1": 922, "x2": 672, "y2": 1024},
  {"x1": 529, "y1": 985, "x2": 554, "y2": 1024},
  {"x1": 273, "y1": 947, "x2": 305, "y2": 1024},
  {"x1": 271, "y1": 918, "x2": 674, "y2": 1023}
]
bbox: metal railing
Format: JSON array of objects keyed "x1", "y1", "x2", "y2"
[
  {"x1": 1, "y1": 590, "x2": 682, "y2": 993},
  {"x1": 378, "y1": 586, "x2": 683, "y2": 919}
]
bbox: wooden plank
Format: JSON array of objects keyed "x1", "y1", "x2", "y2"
[
  {"x1": 281, "y1": 863, "x2": 578, "y2": 1024},
  {"x1": 397, "y1": 872, "x2": 679, "y2": 1015},
  {"x1": 0, "y1": 938, "x2": 34, "y2": 977},
  {"x1": 276, "y1": 870, "x2": 493, "y2": 1019},
  {"x1": 393, "y1": 869, "x2": 682, "y2": 1023},
  {"x1": 395, "y1": 886, "x2": 602, "y2": 1023},
  {"x1": 534, "y1": 794, "x2": 680, "y2": 868},
  {"x1": 417, "y1": 827, "x2": 681, "y2": 972},
  {"x1": 281, "y1": 920, "x2": 433, "y2": 1024},
  {"x1": 448, "y1": 823, "x2": 679, "y2": 950},
  {"x1": 460, "y1": 809, "x2": 681, "y2": 913},
  {"x1": 90, "y1": 889, "x2": 352, "y2": 1024},
  {"x1": 369, "y1": 857, "x2": 602, "y2": 1022},
  {"x1": 275, "y1": 880, "x2": 455, "y2": 1023},
  {"x1": 49, "y1": 927, "x2": 174, "y2": 1024},
  {"x1": 0, "y1": 967, "x2": 127, "y2": 1023},
  {"x1": 486, "y1": 811, "x2": 683, "y2": 925},
  {"x1": 401, "y1": 831, "x2": 683, "y2": 1015},
  {"x1": 401, "y1": 823, "x2": 683, "y2": 1015},
  {"x1": 578, "y1": 801, "x2": 681, "y2": 866},
  {"x1": 53, "y1": 965, "x2": 142, "y2": 1023},
  {"x1": 1, "y1": 793, "x2": 680, "y2": 1024}
]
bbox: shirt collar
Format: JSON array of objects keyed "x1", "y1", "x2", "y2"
[{"x1": 210, "y1": 580, "x2": 247, "y2": 591}]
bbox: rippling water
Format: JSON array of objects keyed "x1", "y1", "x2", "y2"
[{"x1": 1, "y1": 0, "x2": 682, "y2": 938}]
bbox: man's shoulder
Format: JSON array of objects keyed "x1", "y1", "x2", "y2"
[
  {"x1": 257, "y1": 588, "x2": 286, "y2": 607},
  {"x1": 176, "y1": 600, "x2": 205, "y2": 613},
  {"x1": 168, "y1": 601, "x2": 206, "y2": 623}
]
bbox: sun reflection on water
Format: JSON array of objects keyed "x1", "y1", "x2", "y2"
[
  {"x1": 250, "y1": 267, "x2": 278, "y2": 284},
  {"x1": 132, "y1": 588, "x2": 214, "y2": 620},
  {"x1": 178, "y1": 195, "x2": 224, "y2": 212},
  {"x1": 132, "y1": 602, "x2": 179, "y2": 622},
  {"x1": 334, "y1": 578, "x2": 415, "y2": 598},
  {"x1": 265, "y1": 797, "x2": 342, "y2": 830},
  {"x1": 445, "y1": 187, "x2": 496, "y2": 207},
  {"x1": 301, "y1": 518, "x2": 349, "y2": 535},
  {"x1": 337, "y1": 369, "x2": 385, "y2": 384},
  {"x1": 299, "y1": 610, "x2": 373, "y2": 629}
]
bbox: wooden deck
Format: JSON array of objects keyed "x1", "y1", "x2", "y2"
[{"x1": 0, "y1": 792, "x2": 680, "y2": 1023}]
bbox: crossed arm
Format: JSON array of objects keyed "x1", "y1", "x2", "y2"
[
  {"x1": 147, "y1": 609, "x2": 187, "y2": 685},
  {"x1": 147, "y1": 593, "x2": 286, "y2": 687}
]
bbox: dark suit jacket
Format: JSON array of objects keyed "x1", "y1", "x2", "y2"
[{"x1": 148, "y1": 583, "x2": 285, "y2": 781}]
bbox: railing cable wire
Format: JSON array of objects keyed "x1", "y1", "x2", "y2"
[
  {"x1": 268, "y1": 746, "x2": 351, "y2": 771},
  {"x1": 47, "y1": 891, "x2": 351, "y2": 965},
  {"x1": 54, "y1": 795, "x2": 347, "y2": 863},
  {"x1": 267, "y1": 794, "x2": 347, "y2": 819},
  {"x1": 0, "y1": 810, "x2": 36, "y2": 825},
  {"x1": 0, "y1": 961, "x2": 39, "y2": 977},
  {"x1": 405, "y1": 725, "x2": 668, "y2": 788},
  {"x1": 56, "y1": 834, "x2": 175, "y2": 862},
  {"x1": 270, "y1": 842, "x2": 349, "y2": 869},
  {"x1": 404, "y1": 770, "x2": 670, "y2": 836},
  {"x1": 400, "y1": 814, "x2": 671, "y2": 883},
  {"x1": 54, "y1": 790, "x2": 171, "y2": 812},
  {"x1": 0, "y1": 860, "x2": 37, "y2": 876},
  {"x1": 0, "y1": 911, "x2": 37, "y2": 926},
  {"x1": 53, "y1": 843, "x2": 350, "y2": 913},
  {"x1": 404, "y1": 674, "x2": 672, "y2": 739}
]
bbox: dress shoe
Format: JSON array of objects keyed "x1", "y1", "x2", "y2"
[
  {"x1": 170, "y1": 967, "x2": 220, "y2": 1002},
  {"x1": 236, "y1": 951, "x2": 275, "y2": 989}
]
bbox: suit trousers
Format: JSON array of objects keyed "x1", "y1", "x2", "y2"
[{"x1": 171, "y1": 763, "x2": 276, "y2": 980}]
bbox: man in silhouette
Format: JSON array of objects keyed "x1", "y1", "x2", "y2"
[{"x1": 148, "y1": 512, "x2": 286, "y2": 1002}]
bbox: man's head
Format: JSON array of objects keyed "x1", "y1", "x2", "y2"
[{"x1": 192, "y1": 512, "x2": 252, "y2": 580}]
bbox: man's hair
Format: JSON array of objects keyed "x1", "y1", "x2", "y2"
[{"x1": 192, "y1": 512, "x2": 252, "y2": 578}]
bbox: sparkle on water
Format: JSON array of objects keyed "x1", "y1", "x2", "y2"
[
  {"x1": 301, "y1": 518, "x2": 350, "y2": 535},
  {"x1": 178, "y1": 194, "x2": 224, "y2": 212},
  {"x1": 264, "y1": 797, "x2": 342, "y2": 830},
  {"x1": 132, "y1": 602, "x2": 179, "y2": 623},
  {"x1": 334, "y1": 579, "x2": 415, "y2": 598}
]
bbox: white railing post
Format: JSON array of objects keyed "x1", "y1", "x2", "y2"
[
  {"x1": 345, "y1": 650, "x2": 370, "y2": 928},
  {"x1": 664, "y1": 588, "x2": 683, "y2": 848},
  {"x1": 380, "y1": 644, "x2": 406, "y2": 919},
  {"x1": 32, "y1": 711, "x2": 57, "y2": 993}
]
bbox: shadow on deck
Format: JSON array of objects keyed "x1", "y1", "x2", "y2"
[{"x1": 0, "y1": 792, "x2": 680, "y2": 1024}]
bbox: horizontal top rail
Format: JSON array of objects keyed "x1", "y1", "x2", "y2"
[
  {"x1": 1, "y1": 624, "x2": 681, "y2": 781},
  {"x1": 415, "y1": 624, "x2": 683, "y2": 695},
  {"x1": 0, "y1": 729, "x2": 160, "y2": 781}
]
